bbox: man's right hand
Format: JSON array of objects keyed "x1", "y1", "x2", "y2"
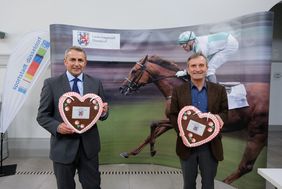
[{"x1": 57, "y1": 123, "x2": 75, "y2": 134}]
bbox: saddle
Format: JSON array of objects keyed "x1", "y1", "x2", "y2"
[{"x1": 219, "y1": 82, "x2": 249, "y2": 110}]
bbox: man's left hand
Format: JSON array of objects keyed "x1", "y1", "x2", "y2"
[{"x1": 101, "y1": 102, "x2": 109, "y2": 117}]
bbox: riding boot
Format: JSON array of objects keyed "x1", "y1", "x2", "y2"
[{"x1": 207, "y1": 74, "x2": 217, "y2": 83}]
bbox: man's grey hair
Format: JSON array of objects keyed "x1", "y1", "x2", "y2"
[
  {"x1": 64, "y1": 46, "x2": 87, "y2": 60},
  {"x1": 187, "y1": 52, "x2": 208, "y2": 65}
]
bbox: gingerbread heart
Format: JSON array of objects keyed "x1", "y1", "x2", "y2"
[
  {"x1": 177, "y1": 106, "x2": 221, "y2": 147},
  {"x1": 59, "y1": 92, "x2": 103, "y2": 134}
]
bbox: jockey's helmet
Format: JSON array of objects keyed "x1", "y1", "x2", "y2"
[{"x1": 177, "y1": 31, "x2": 196, "y2": 45}]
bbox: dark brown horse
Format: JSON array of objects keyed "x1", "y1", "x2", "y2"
[{"x1": 119, "y1": 55, "x2": 269, "y2": 184}]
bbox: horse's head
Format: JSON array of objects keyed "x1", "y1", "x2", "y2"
[{"x1": 120, "y1": 55, "x2": 153, "y2": 95}]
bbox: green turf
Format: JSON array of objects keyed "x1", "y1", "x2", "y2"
[
  {"x1": 97, "y1": 100, "x2": 267, "y2": 189},
  {"x1": 98, "y1": 100, "x2": 179, "y2": 166}
]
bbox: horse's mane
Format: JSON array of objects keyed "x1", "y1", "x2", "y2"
[{"x1": 147, "y1": 55, "x2": 180, "y2": 72}]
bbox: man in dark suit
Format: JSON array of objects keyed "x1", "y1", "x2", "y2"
[
  {"x1": 170, "y1": 52, "x2": 228, "y2": 189},
  {"x1": 37, "y1": 46, "x2": 109, "y2": 189}
]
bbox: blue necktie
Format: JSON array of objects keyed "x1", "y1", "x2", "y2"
[{"x1": 72, "y1": 77, "x2": 80, "y2": 94}]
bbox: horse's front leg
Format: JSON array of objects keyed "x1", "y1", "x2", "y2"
[
  {"x1": 120, "y1": 133, "x2": 154, "y2": 158},
  {"x1": 149, "y1": 119, "x2": 173, "y2": 156},
  {"x1": 119, "y1": 120, "x2": 165, "y2": 158},
  {"x1": 120, "y1": 119, "x2": 172, "y2": 158},
  {"x1": 149, "y1": 121, "x2": 158, "y2": 156}
]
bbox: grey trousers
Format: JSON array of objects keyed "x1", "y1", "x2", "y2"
[
  {"x1": 53, "y1": 142, "x2": 100, "y2": 189},
  {"x1": 180, "y1": 144, "x2": 218, "y2": 189}
]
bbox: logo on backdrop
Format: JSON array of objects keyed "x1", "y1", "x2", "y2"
[
  {"x1": 77, "y1": 31, "x2": 90, "y2": 46},
  {"x1": 73, "y1": 30, "x2": 120, "y2": 50}
]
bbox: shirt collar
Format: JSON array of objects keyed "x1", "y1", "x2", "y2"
[
  {"x1": 190, "y1": 80, "x2": 207, "y2": 90},
  {"x1": 66, "y1": 71, "x2": 83, "y2": 82}
]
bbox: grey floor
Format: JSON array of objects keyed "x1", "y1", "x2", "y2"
[
  {"x1": 0, "y1": 157, "x2": 237, "y2": 189},
  {"x1": 0, "y1": 130, "x2": 281, "y2": 189}
]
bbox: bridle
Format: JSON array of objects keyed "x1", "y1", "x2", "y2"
[
  {"x1": 124, "y1": 60, "x2": 153, "y2": 92},
  {"x1": 122, "y1": 56, "x2": 177, "y2": 94}
]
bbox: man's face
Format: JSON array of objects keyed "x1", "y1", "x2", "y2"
[
  {"x1": 186, "y1": 56, "x2": 208, "y2": 81},
  {"x1": 180, "y1": 40, "x2": 194, "y2": 52},
  {"x1": 64, "y1": 50, "x2": 87, "y2": 77}
]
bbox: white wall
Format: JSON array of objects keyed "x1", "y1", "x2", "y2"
[
  {"x1": 0, "y1": 0, "x2": 281, "y2": 138},
  {"x1": 269, "y1": 62, "x2": 282, "y2": 128},
  {"x1": 0, "y1": 0, "x2": 280, "y2": 54}
]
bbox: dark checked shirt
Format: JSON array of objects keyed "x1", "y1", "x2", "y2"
[{"x1": 190, "y1": 81, "x2": 208, "y2": 113}]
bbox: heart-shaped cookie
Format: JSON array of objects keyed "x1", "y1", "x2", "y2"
[
  {"x1": 177, "y1": 106, "x2": 221, "y2": 147},
  {"x1": 59, "y1": 92, "x2": 103, "y2": 134}
]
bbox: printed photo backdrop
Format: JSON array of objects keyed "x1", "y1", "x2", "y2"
[{"x1": 50, "y1": 12, "x2": 273, "y2": 189}]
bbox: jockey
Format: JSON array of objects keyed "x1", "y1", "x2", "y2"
[{"x1": 176, "y1": 31, "x2": 239, "y2": 83}]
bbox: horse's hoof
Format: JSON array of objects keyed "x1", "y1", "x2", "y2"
[
  {"x1": 120, "y1": 152, "x2": 129, "y2": 158},
  {"x1": 150, "y1": 150, "x2": 157, "y2": 157},
  {"x1": 223, "y1": 178, "x2": 232, "y2": 184},
  {"x1": 223, "y1": 175, "x2": 236, "y2": 184}
]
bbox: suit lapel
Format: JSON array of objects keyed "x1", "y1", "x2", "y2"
[
  {"x1": 83, "y1": 74, "x2": 92, "y2": 95},
  {"x1": 182, "y1": 83, "x2": 192, "y2": 106},
  {"x1": 207, "y1": 82, "x2": 215, "y2": 111},
  {"x1": 61, "y1": 73, "x2": 71, "y2": 93}
]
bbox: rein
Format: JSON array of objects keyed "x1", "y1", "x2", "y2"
[
  {"x1": 124, "y1": 60, "x2": 178, "y2": 100},
  {"x1": 133, "y1": 62, "x2": 177, "y2": 84}
]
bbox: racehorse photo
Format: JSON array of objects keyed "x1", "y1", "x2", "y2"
[{"x1": 119, "y1": 55, "x2": 269, "y2": 184}]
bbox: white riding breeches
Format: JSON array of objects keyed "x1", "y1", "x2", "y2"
[{"x1": 207, "y1": 35, "x2": 239, "y2": 76}]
